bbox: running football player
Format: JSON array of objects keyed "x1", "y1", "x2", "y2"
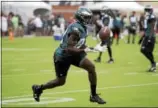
[{"x1": 32, "y1": 8, "x2": 106, "y2": 104}]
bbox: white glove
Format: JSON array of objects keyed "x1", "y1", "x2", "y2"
[
  {"x1": 94, "y1": 43, "x2": 107, "y2": 52},
  {"x1": 84, "y1": 47, "x2": 93, "y2": 52}
]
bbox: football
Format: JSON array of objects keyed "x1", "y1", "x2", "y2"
[{"x1": 99, "y1": 26, "x2": 111, "y2": 41}]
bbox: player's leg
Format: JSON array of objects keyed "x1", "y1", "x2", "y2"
[
  {"x1": 127, "y1": 35, "x2": 130, "y2": 44},
  {"x1": 132, "y1": 30, "x2": 136, "y2": 44},
  {"x1": 32, "y1": 55, "x2": 71, "y2": 102},
  {"x1": 72, "y1": 54, "x2": 106, "y2": 104},
  {"x1": 140, "y1": 37, "x2": 156, "y2": 72},
  {"x1": 80, "y1": 58, "x2": 106, "y2": 104},
  {"x1": 94, "y1": 52, "x2": 102, "y2": 62},
  {"x1": 111, "y1": 28, "x2": 115, "y2": 44},
  {"x1": 146, "y1": 37, "x2": 156, "y2": 71},
  {"x1": 106, "y1": 37, "x2": 114, "y2": 63},
  {"x1": 94, "y1": 34, "x2": 104, "y2": 63},
  {"x1": 107, "y1": 46, "x2": 114, "y2": 63},
  {"x1": 127, "y1": 27, "x2": 131, "y2": 44},
  {"x1": 116, "y1": 27, "x2": 120, "y2": 45}
]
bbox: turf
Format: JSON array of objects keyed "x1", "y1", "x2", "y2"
[{"x1": 1, "y1": 36, "x2": 158, "y2": 107}]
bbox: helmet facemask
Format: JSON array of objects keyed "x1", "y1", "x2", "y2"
[{"x1": 80, "y1": 15, "x2": 92, "y2": 25}]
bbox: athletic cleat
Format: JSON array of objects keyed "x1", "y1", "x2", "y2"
[
  {"x1": 90, "y1": 94, "x2": 106, "y2": 104},
  {"x1": 148, "y1": 67, "x2": 156, "y2": 72},
  {"x1": 94, "y1": 58, "x2": 101, "y2": 63},
  {"x1": 32, "y1": 85, "x2": 43, "y2": 102},
  {"x1": 148, "y1": 63, "x2": 156, "y2": 72},
  {"x1": 107, "y1": 59, "x2": 114, "y2": 64}
]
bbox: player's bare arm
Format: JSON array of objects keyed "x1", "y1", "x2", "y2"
[
  {"x1": 149, "y1": 17, "x2": 156, "y2": 36},
  {"x1": 95, "y1": 20, "x2": 102, "y2": 29},
  {"x1": 65, "y1": 31, "x2": 85, "y2": 54}
]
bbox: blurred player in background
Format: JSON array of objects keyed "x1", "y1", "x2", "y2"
[
  {"x1": 111, "y1": 11, "x2": 122, "y2": 45},
  {"x1": 94, "y1": 7, "x2": 115, "y2": 63},
  {"x1": 32, "y1": 7, "x2": 106, "y2": 104},
  {"x1": 127, "y1": 11, "x2": 138, "y2": 44},
  {"x1": 139, "y1": 5, "x2": 157, "y2": 72},
  {"x1": 138, "y1": 13, "x2": 145, "y2": 40}
]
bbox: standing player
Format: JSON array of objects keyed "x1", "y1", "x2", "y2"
[
  {"x1": 139, "y1": 5, "x2": 157, "y2": 72},
  {"x1": 32, "y1": 8, "x2": 106, "y2": 104},
  {"x1": 112, "y1": 12, "x2": 122, "y2": 45},
  {"x1": 127, "y1": 11, "x2": 138, "y2": 44},
  {"x1": 94, "y1": 7, "x2": 115, "y2": 63}
]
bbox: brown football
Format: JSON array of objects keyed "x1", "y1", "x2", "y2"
[{"x1": 99, "y1": 26, "x2": 111, "y2": 41}]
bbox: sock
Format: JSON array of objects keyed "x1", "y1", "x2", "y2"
[
  {"x1": 142, "y1": 51, "x2": 155, "y2": 65},
  {"x1": 98, "y1": 52, "x2": 102, "y2": 59},
  {"x1": 107, "y1": 46, "x2": 112, "y2": 60},
  {"x1": 91, "y1": 85, "x2": 97, "y2": 96},
  {"x1": 148, "y1": 52, "x2": 155, "y2": 65}
]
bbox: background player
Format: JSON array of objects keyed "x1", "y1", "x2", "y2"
[
  {"x1": 32, "y1": 7, "x2": 106, "y2": 104},
  {"x1": 94, "y1": 7, "x2": 115, "y2": 63},
  {"x1": 139, "y1": 5, "x2": 157, "y2": 72},
  {"x1": 111, "y1": 11, "x2": 122, "y2": 45},
  {"x1": 127, "y1": 11, "x2": 138, "y2": 44}
]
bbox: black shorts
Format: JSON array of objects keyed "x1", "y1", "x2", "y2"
[
  {"x1": 128, "y1": 27, "x2": 136, "y2": 35},
  {"x1": 53, "y1": 53, "x2": 86, "y2": 77},
  {"x1": 112, "y1": 27, "x2": 120, "y2": 37},
  {"x1": 141, "y1": 36, "x2": 155, "y2": 52},
  {"x1": 101, "y1": 37, "x2": 112, "y2": 47}
]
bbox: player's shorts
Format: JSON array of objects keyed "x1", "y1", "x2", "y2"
[
  {"x1": 101, "y1": 37, "x2": 112, "y2": 47},
  {"x1": 128, "y1": 26, "x2": 136, "y2": 35},
  {"x1": 53, "y1": 50, "x2": 86, "y2": 78},
  {"x1": 141, "y1": 36, "x2": 155, "y2": 52},
  {"x1": 112, "y1": 27, "x2": 120, "y2": 37}
]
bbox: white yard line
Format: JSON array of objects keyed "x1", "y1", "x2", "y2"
[
  {"x1": 17, "y1": 98, "x2": 75, "y2": 105},
  {"x1": 2, "y1": 69, "x2": 156, "y2": 78},
  {"x1": 10, "y1": 69, "x2": 25, "y2": 72},
  {"x1": 3, "y1": 82, "x2": 158, "y2": 99},
  {"x1": 152, "y1": 74, "x2": 158, "y2": 76},
  {"x1": 2, "y1": 97, "x2": 75, "y2": 105},
  {"x1": 124, "y1": 72, "x2": 138, "y2": 75}
]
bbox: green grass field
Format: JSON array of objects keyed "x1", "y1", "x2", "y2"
[{"x1": 2, "y1": 36, "x2": 158, "y2": 107}]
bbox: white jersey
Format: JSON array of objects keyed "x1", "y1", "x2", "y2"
[
  {"x1": 101, "y1": 14, "x2": 113, "y2": 37},
  {"x1": 1, "y1": 16, "x2": 8, "y2": 32},
  {"x1": 52, "y1": 25, "x2": 63, "y2": 36},
  {"x1": 101, "y1": 14, "x2": 114, "y2": 29}
]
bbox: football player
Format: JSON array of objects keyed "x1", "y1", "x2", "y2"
[
  {"x1": 139, "y1": 5, "x2": 157, "y2": 72},
  {"x1": 32, "y1": 8, "x2": 106, "y2": 104},
  {"x1": 94, "y1": 7, "x2": 115, "y2": 63}
]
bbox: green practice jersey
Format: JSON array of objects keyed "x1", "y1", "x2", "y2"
[
  {"x1": 144, "y1": 14, "x2": 156, "y2": 38},
  {"x1": 55, "y1": 21, "x2": 87, "y2": 57}
]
